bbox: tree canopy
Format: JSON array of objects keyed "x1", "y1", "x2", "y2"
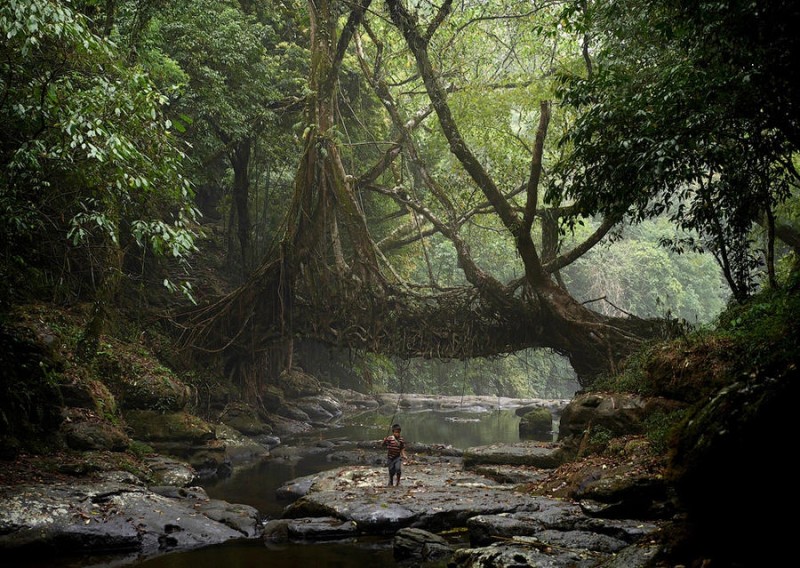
[{"x1": 2, "y1": 0, "x2": 797, "y2": 396}]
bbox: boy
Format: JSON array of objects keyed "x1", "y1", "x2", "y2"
[{"x1": 382, "y1": 423, "x2": 406, "y2": 487}]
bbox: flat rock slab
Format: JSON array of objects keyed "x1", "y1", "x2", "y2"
[
  {"x1": 281, "y1": 463, "x2": 562, "y2": 534},
  {"x1": 463, "y1": 441, "x2": 563, "y2": 468}
]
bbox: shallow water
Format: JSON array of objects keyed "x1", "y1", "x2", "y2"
[{"x1": 23, "y1": 407, "x2": 550, "y2": 567}]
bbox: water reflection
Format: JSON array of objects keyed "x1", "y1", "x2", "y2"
[{"x1": 317, "y1": 408, "x2": 526, "y2": 449}]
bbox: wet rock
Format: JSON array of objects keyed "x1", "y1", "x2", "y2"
[
  {"x1": 471, "y1": 465, "x2": 549, "y2": 486},
  {"x1": 264, "y1": 517, "x2": 358, "y2": 542},
  {"x1": 467, "y1": 509, "x2": 660, "y2": 548},
  {"x1": 293, "y1": 394, "x2": 342, "y2": 422},
  {"x1": 518, "y1": 407, "x2": 554, "y2": 439},
  {"x1": 450, "y1": 539, "x2": 603, "y2": 568},
  {"x1": 281, "y1": 464, "x2": 550, "y2": 535},
  {"x1": 214, "y1": 424, "x2": 270, "y2": 464},
  {"x1": 392, "y1": 527, "x2": 454, "y2": 561},
  {"x1": 218, "y1": 402, "x2": 272, "y2": 436},
  {"x1": 275, "y1": 472, "x2": 320, "y2": 501},
  {"x1": 196, "y1": 499, "x2": 261, "y2": 537}
]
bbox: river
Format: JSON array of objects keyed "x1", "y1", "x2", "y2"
[{"x1": 30, "y1": 406, "x2": 553, "y2": 568}]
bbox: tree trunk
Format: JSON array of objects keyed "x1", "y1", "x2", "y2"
[{"x1": 231, "y1": 138, "x2": 253, "y2": 274}]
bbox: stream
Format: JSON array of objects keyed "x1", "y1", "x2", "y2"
[{"x1": 33, "y1": 406, "x2": 553, "y2": 568}]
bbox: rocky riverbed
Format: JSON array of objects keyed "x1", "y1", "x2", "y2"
[{"x1": 0, "y1": 391, "x2": 679, "y2": 567}]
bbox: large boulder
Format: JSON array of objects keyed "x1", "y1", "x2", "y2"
[
  {"x1": 518, "y1": 407, "x2": 553, "y2": 439},
  {"x1": 558, "y1": 392, "x2": 683, "y2": 453},
  {"x1": 0, "y1": 476, "x2": 260, "y2": 559},
  {"x1": 277, "y1": 369, "x2": 322, "y2": 398},
  {"x1": 60, "y1": 412, "x2": 129, "y2": 452},
  {"x1": 463, "y1": 441, "x2": 562, "y2": 469},
  {"x1": 392, "y1": 527, "x2": 454, "y2": 562},
  {"x1": 218, "y1": 402, "x2": 272, "y2": 436},
  {"x1": 124, "y1": 410, "x2": 227, "y2": 479},
  {"x1": 95, "y1": 343, "x2": 192, "y2": 411}
]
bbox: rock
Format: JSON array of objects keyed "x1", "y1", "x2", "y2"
[
  {"x1": 275, "y1": 472, "x2": 320, "y2": 501},
  {"x1": 0, "y1": 479, "x2": 260, "y2": 558},
  {"x1": 450, "y1": 540, "x2": 604, "y2": 568},
  {"x1": 575, "y1": 474, "x2": 674, "y2": 520},
  {"x1": 471, "y1": 464, "x2": 550, "y2": 485},
  {"x1": 214, "y1": 424, "x2": 270, "y2": 464},
  {"x1": 263, "y1": 412, "x2": 315, "y2": 436},
  {"x1": 124, "y1": 410, "x2": 215, "y2": 444},
  {"x1": 264, "y1": 517, "x2": 358, "y2": 542},
  {"x1": 392, "y1": 527, "x2": 454, "y2": 561},
  {"x1": 196, "y1": 499, "x2": 261, "y2": 537},
  {"x1": 58, "y1": 379, "x2": 117, "y2": 414},
  {"x1": 281, "y1": 464, "x2": 554, "y2": 535},
  {"x1": 218, "y1": 402, "x2": 272, "y2": 436},
  {"x1": 61, "y1": 417, "x2": 130, "y2": 452},
  {"x1": 96, "y1": 348, "x2": 191, "y2": 411},
  {"x1": 518, "y1": 407, "x2": 554, "y2": 439},
  {"x1": 277, "y1": 369, "x2": 322, "y2": 398},
  {"x1": 125, "y1": 411, "x2": 229, "y2": 479},
  {"x1": 145, "y1": 456, "x2": 197, "y2": 487},
  {"x1": 463, "y1": 441, "x2": 563, "y2": 469},
  {"x1": 558, "y1": 393, "x2": 683, "y2": 452}
]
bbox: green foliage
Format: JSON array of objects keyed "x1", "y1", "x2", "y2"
[
  {"x1": 589, "y1": 345, "x2": 656, "y2": 396},
  {"x1": 588, "y1": 425, "x2": 614, "y2": 448},
  {"x1": 0, "y1": 0, "x2": 199, "y2": 302},
  {"x1": 715, "y1": 286, "x2": 800, "y2": 371},
  {"x1": 561, "y1": 218, "x2": 729, "y2": 323},
  {"x1": 644, "y1": 408, "x2": 687, "y2": 455},
  {"x1": 127, "y1": 439, "x2": 154, "y2": 458},
  {"x1": 551, "y1": 0, "x2": 799, "y2": 301}
]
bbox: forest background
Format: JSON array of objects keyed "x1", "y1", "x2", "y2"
[{"x1": 1, "y1": 0, "x2": 798, "y2": 407}]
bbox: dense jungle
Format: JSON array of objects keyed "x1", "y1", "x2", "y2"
[{"x1": 1, "y1": 1, "x2": 799, "y2": 567}]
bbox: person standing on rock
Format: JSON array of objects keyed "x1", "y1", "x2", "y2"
[{"x1": 382, "y1": 423, "x2": 406, "y2": 487}]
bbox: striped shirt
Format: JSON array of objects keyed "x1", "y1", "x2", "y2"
[{"x1": 383, "y1": 435, "x2": 405, "y2": 459}]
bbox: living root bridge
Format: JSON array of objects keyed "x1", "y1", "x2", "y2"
[
  {"x1": 178, "y1": 260, "x2": 667, "y2": 388},
  {"x1": 178, "y1": 262, "x2": 545, "y2": 362},
  {"x1": 294, "y1": 281, "x2": 548, "y2": 360}
]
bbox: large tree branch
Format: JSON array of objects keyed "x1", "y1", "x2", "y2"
[
  {"x1": 386, "y1": 0, "x2": 549, "y2": 285},
  {"x1": 320, "y1": 0, "x2": 373, "y2": 97}
]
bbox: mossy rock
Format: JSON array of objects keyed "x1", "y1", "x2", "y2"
[
  {"x1": 519, "y1": 407, "x2": 553, "y2": 438},
  {"x1": 0, "y1": 323, "x2": 64, "y2": 441},
  {"x1": 261, "y1": 384, "x2": 285, "y2": 413},
  {"x1": 94, "y1": 340, "x2": 191, "y2": 411},
  {"x1": 219, "y1": 402, "x2": 272, "y2": 436},
  {"x1": 277, "y1": 369, "x2": 321, "y2": 398},
  {"x1": 61, "y1": 418, "x2": 130, "y2": 452},
  {"x1": 124, "y1": 410, "x2": 215, "y2": 444},
  {"x1": 59, "y1": 379, "x2": 119, "y2": 418}
]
